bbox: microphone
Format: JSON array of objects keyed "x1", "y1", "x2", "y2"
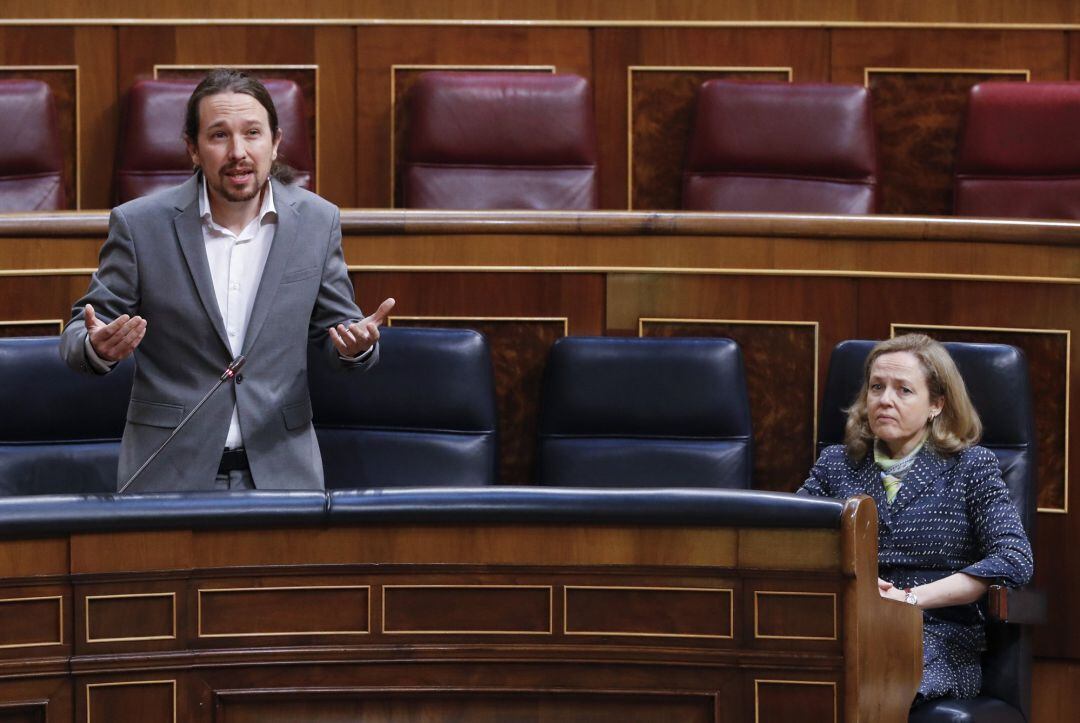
[{"x1": 118, "y1": 356, "x2": 247, "y2": 493}]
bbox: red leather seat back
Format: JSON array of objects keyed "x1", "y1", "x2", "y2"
[
  {"x1": 117, "y1": 78, "x2": 314, "y2": 203},
  {"x1": 955, "y1": 82, "x2": 1080, "y2": 220},
  {"x1": 0, "y1": 80, "x2": 66, "y2": 212},
  {"x1": 683, "y1": 81, "x2": 878, "y2": 214},
  {"x1": 403, "y1": 72, "x2": 598, "y2": 210}
]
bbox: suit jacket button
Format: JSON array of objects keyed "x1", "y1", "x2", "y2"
[{"x1": 235, "y1": 373, "x2": 244, "y2": 384}]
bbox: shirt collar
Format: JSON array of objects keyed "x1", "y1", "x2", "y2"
[{"x1": 198, "y1": 173, "x2": 277, "y2": 227}]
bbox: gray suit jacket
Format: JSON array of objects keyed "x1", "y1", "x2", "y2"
[{"x1": 59, "y1": 174, "x2": 376, "y2": 491}]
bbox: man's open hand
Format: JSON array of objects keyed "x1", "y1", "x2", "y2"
[
  {"x1": 329, "y1": 297, "x2": 395, "y2": 357},
  {"x1": 86, "y1": 304, "x2": 146, "y2": 362}
]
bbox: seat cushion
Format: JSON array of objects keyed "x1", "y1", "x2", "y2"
[
  {"x1": 538, "y1": 337, "x2": 752, "y2": 488},
  {"x1": 309, "y1": 327, "x2": 498, "y2": 489},
  {"x1": 683, "y1": 80, "x2": 878, "y2": 213},
  {"x1": 0, "y1": 79, "x2": 65, "y2": 211},
  {"x1": 955, "y1": 81, "x2": 1080, "y2": 219},
  {"x1": 403, "y1": 72, "x2": 598, "y2": 209},
  {"x1": 908, "y1": 696, "x2": 1024, "y2": 723}
]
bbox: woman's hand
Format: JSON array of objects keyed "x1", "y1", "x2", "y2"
[{"x1": 877, "y1": 578, "x2": 908, "y2": 602}]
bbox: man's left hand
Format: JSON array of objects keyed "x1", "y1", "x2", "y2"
[{"x1": 329, "y1": 297, "x2": 395, "y2": 357}]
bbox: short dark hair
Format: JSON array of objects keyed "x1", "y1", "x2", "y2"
[{"x1": 183, "y1": 68, "x2": 296, "y2": 184}]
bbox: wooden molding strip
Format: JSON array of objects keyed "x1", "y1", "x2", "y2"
[{"x1": 3, "y1": 210, "x2": 1079, "y2": 247}]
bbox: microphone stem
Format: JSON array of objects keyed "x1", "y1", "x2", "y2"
[{"x1": 118, "y1": 357, "x2": 245, "y2": 494}]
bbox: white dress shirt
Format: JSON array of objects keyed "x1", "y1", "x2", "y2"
[{"x1": 199, "y1": 177, "x2": 277, "y2": 450}]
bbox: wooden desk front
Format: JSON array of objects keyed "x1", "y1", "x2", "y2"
[{"x1": 0, "y1": 494, "x2": 919, "y2": 723}]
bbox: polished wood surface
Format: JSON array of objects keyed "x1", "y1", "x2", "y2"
[
  {"x1": 4, "y1": 1, "x2": 1080, "y2": 23},
  {"x1": 0, "y1": 496, "x2": 921, "y2": 723}
]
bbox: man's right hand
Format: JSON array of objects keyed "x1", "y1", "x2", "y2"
[{"x1": 85, "y1": 303, "x2": 146, "y2": 362}]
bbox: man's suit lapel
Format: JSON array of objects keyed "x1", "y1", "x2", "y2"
[
  {"x1": 172, "y1": 176, "x2": 232, "y2": 355},
  {"x1": 890, "y1": 445, "x2": 953, "y2": 515},
  {"x1": 243, "y1": 179, "x2": 299, "y2": 355}
]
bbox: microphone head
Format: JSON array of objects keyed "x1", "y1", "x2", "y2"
[{"x1": 220, "y1": 355, "x2": 247, "y2": 381}]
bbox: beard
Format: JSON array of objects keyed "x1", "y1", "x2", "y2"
[{"x1": 212, "y1": 165, "x2": 266, "y2": 203}]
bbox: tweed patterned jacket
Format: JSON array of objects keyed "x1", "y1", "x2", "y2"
[{"x1": 799, "y1": 443, "x2": 1034, "y2": 701}]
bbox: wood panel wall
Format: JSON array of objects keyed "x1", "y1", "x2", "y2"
[
  {"x1": 1, "y1": 9, "x2": 1080, "y2": 720},
  {"x1": 7, "y1": 1, "x2": 1080, "y2": 23},
  {"x1": 1, "y1": 21, "x2": 1079, "y2": 212}
]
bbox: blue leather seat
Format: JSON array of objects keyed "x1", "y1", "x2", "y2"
[
  {"x1": 537, "y1": 336, "x2": 752, "y2": 488},
  {"x1": 0, "y1": 336, "x2": 133, "y2": 494},
  {"x1": 820, "y1": 340, "x2": 1038, "y2": 723},
  {"x1": 308, "y1": 327, "x2": 498, "y2": 489}
]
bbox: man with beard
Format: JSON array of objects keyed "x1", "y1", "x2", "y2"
[{"x1": 60, "y1": 69, "x2": 394, "y2": 492}]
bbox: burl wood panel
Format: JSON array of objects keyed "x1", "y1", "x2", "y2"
[
  {"x1": 867, "y1": 70, "x2": 1026, "y2": 215},
  {"x1": 754, "y1": 679, "x2": 837, "y2": 723},
  {"x1": 355, "y1": 25, "x2": 592, "y2": 208},
  {"x1": 641, "y1": 319, "x2": 817, "y2": 493},
  {"x1": 593, "y1": 27, "x2": 829, "y2": 209},
  {"x1": 390, "y1": 316, "x2": 565, "y2": 486},
  {"x1": 392, "y1": 66, "x2": 555, "y2": 208},
  {"x1": 85, "y1": 593, "x2": 174, "y2": 643},
  {"x1": 199, "y1": 586, "x2": 369, "y2": 637},
  {"x1": 830, "y1": 27, "x2": 1066, "y2": 215},
  {"x1": 0, "y1": 67, "x2": 78, "y2": 211},
  {"x1": 755, "y1": 591, "x2": 837, "y2": 640},
  {"x1": 0, "y1": 596, "x2": 62, "y2": 649},
  {"x1": 383, "y1": 586, "x2": 551, "y2": 634},
  {"x1": 1070, "y1": 32, "x2": 1080, "y2": 82},
  {"x1": 84, "y1": 680, "x2": 174, "y2": 723},
  {"x1": 217, "y1": 692, "x2": 714, "y2": 723},
  {"x1": 893, "y1": 325, "x2": 1068, "y2": 512},
  {"x1": 155, "y1": 65, "x2": 318, "y2": 192},
  {"x1": 565, "y1": 586, "x2": 733, "y2": 639},
  {"x1": 630, "y1": 68, "x2": 790, "y2": 211}
]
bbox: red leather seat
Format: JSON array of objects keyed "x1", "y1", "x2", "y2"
[
  {"x1": 0, "y1": 80, "x2": 66, "y2": 212},
  {"x1": 402, "y1": 72, "x2": 598, "y2": 210},
  {"x1": 116, "y1": 78, "x2": 314, "y2": 203},
  {"x1": 683, "y1": 81, "x2": 878, "y2": 214},
  {"x1": 955, "y1": 82, "x2": 1080, "y2": 220}
]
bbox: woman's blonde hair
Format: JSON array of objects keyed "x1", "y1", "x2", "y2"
[{"x1": 844, "y1": 333, "x2": 982, "y2": 460}]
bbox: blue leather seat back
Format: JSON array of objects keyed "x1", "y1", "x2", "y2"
[
  {"x1": 820, "y1": 339, "x2": 1036, "y2": 720},
  {"x1": 0, "y1": 336, "x2": 134, "y2": 494},
  {"x1": 537, "y1": 337, "x2": 752, "y2": 488},
  {"x1": 308, "y1": 327, "x2": 498, "y2": 489}
]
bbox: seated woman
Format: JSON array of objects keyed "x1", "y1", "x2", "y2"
[{"x1": 799, "y1": 333, "x2": 1033, "y2": 704}]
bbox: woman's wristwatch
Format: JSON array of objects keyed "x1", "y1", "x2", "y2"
[{"x1": 903, "y1": 588, "x2": 919, "y2": 606}]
